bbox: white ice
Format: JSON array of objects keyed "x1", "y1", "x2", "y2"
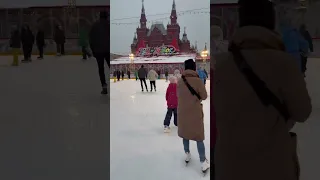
[{"x1": 110, "y1": 79, "x2": 211, "y2": 180}]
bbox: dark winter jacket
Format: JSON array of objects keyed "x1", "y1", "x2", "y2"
[
  {"x1": 138, "y1": 67, "x2": 148, "y2": 79},
  {"x1": 300, "y1": 26, "x2": 313, "y2": 52},
  {"x1": 165, "y1": 71, "x2": 169, "y2": 76},
  {"x1": 21, "y1": 28, "x2": 34, "y2": 46},
  {"x1": 89, "y1": 19, "x2": 109, "y2": 54},
  {"x1": 121, "y1": 71, "x2": 124, "y2": 77},
  {"x1": 36, "y1": 30, "x2": 45, "y2": 47},
  {"x1": 10, "y1": 30, "x2": 21, "y2": 48},
  {"x1": 117, "y1": 71, "x2": 121, "y2": 78},
  {"x1": 54, "y1": 28, "x2": 65, "y2": 44}
]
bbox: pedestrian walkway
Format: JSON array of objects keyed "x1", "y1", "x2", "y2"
[{"x1": 0, "y1": 55, "x2": 110, "y2": 180}]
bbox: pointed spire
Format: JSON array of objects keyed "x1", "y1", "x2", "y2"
[
  {"x1": 141, "y1": 0, "x2": 145, "y2": 14},
  {"x1": 195, "y1": 41, "x2": 198, "y2": 50},
  {"x1": 172, "y1": 0, "x2": 176, "y2": 10},
  {"x1": 184, "y1": 27, "x2": 186, "y2": 34},
  {"x1": 204, "y1": 42, "x2": 207, "y2": 51}
]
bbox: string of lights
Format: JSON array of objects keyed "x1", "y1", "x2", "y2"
[
  {"x1": 110, "y1": 7, "x2": 209, "y2": 21},
  {"x1": 111, "y1": 10, "x2": 209, "y2": 25}
]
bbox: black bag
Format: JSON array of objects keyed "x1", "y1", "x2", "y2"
[
  {"x1": 228, "y1": 44, "x2": 290, "y2": 121},
  {"x1": 181, "y1": 75, "x2": 201, "y2": 100}
]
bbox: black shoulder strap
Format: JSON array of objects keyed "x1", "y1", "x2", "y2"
[
  {"x1": 229, "y1": 44, "x2": 290, "y2": 121},
  {"x1": 182, "y1": 75, "x2": 201, "y2": 100}
]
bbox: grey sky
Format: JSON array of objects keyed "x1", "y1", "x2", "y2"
[
  {"x1": 0, "y1": 0, "x2": 109, "y2": 8},
  {"x1": 110, "y1": 0, "x2": 210, "y2": 55}
]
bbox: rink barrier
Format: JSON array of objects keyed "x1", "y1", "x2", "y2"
[{"x1": 110, "y1": 74, "x2": 211, "y2": 80}]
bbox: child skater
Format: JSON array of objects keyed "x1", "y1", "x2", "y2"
[{"x1": 163, "y1": 76, "x2": 178, "y2": 133}]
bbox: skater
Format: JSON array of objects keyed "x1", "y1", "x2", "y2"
[
  {"x1": 113, "y1": 70, "x2": 117, "y2": 78},
  {"x1": 21, "y1": 25, "x2": 34, "y2": 62},
  {"x1": 214, "y1": 0, "x2": 312, "y2": 180},
  {"x1": 79, "y1": 27, "x2": 91, "y2": 60},
  {"x1": 174, "y1": 69, "x2": 181, "y2": 79},
  {"x1": 117, "y1": 70, "x2": 121, "y2": 81},
  {"x1": 127, "y1": 70, "x2": 131, "y2": 79},
  {"x1": 163, "y1": 76, "x2": 178, "y2": 133},
  {"x1": 147, "y1": 69, "x2": 158, "y2": 92},
  {"x1": 157, "y1": 70, "x2": 161, "y2": 79},
  {"x1": 177, "y1": 59, "x2": 209, "y2": 173},
  {"x1": 299, "y1": 24, "x2": 313, "y2": 77},
  {"x1": 135, "y1": 70, "x2": 138, "y2": 81},
  {"x1": 280, "y1": 15, "x2": 308, "y2": 73},
  {"x1": 36, "y1": 27, "x2": 45, "y2": 60},
  {"x1": 10, "y1": 27, "x2": 21, "y2": 66},
  {"x1": 121, "y1": 71, "x2": 125, "y2": 80},
  {"x1": 197, "y1": 67, "x2": 207, "y2": 84},
  {"x1": 138, "y1": 65, "x2": 148, "y2": 92},
  {"x1": 89, "y1": 11, "x2": 109, "y2": 94},
  {"x1": 54, "y1": 25, "x2": 65, "y2": 56},
  {"x1": 165, "y1": 70, "x2": 169, "y2": 81},
  {"x1": 203, "y1": 69, "x2": 208, "y2": 85}
]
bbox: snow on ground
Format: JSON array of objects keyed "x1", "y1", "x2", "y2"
[{"x1": 110, "y1": 79, "x2": 211, "y2": 180}]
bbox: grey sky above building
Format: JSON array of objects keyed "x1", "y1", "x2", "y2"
[
  {"x1": 110, "y1": 0, "x2": 210, "y2": 55},
  {"x1": 0, "y1": 0, "x2": 109, "y2": 8}
]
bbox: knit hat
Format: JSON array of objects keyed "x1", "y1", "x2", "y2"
[
  {"x1": 169, "y1": 76, "x2": 177, "y2": 83},
  {"x1": 238, "y1": 0, "x2": 275, "y2": 30},
  {"x1": 184, "y1": 59, "x2": 196, "y2": 71}
]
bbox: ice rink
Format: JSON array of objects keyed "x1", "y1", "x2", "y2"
[
  {"x1": 0, "y1": 55, "x2": 320, "y2": 179},
  {"x1": 110, "y1": 79, "x2": 211, "y2": 179}
]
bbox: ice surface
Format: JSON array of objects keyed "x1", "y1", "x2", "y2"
[{"x1": 110, "y1": 79, "x2": 211, "y2": 180}]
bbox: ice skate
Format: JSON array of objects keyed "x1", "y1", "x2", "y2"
[
  {"x1": 164, "y1": 126, "x2": 170, "y2": 133},
  {"x1": 201, "y1": 159, "x2": 210, "y2": 175},
  {"x1": 185, "y1": 152, "x2": 191, "y2": 165}
]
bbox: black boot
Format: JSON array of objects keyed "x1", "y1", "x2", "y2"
[{"x1": 101, "y1": 85, "x2": 108, "y2": 95}]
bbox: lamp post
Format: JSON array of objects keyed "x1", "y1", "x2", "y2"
[{"x1": 129, "y1": 53, "x2": 135, "y2": 72}]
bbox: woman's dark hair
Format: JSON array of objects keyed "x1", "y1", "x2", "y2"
[{"x1": 238, "y1": 0, "x2": 276, "y2": 30}]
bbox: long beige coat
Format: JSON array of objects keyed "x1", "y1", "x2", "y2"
[
  {"x1": 213, "y1": 26, "x2": 312, "y2": 180},
  {"x1": 177, "y1": 70, "x2": 207, "y2": 141}
]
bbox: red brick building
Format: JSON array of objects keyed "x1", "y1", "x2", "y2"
[{"x1": 131, "y1": 0, "x2": 191, "y2": 55}]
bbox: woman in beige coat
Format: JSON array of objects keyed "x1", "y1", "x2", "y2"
[
  {"x1": 147, "y1": 69, "x2": 158, "y2": 92},
  {"x1": 213, "y1": 1, "x2": 312, "y2": 180},
  {"x1": 177, "y1": 59, "x2": 210, "y2": 173}
]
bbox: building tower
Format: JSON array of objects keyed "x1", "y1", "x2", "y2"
[
  {"x1": 180, "y1": 27, "x2": 190, "y2": 52},
  {"x1": 136, "y1": 0, "x2": 148, "y2": 48},
  {"x1": 166, "y1": 0, "x2": 180, "y2": 45}
]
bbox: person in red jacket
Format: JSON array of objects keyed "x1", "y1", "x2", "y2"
[{"x1": 163, "y1": 76, "x2": 178, "y2": 133}]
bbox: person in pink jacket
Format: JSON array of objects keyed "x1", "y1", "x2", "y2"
[{"x1": 163, "y1": 76, "x2": 178, "y2": 133}]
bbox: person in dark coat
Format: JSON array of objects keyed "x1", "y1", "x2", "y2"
[
  {"x1": 157, "y1": 70, "x2": 161, "y2": 79},
  {"x1": 54, "y1": 25, "x2": 65, "y2": 56},
  {"x1": 121, "y1": 71, "x2": 125, "y2": 80},
  {"x1": 20, "y1": 25, "x2": 34, "y2": 62},
  {"x1": 127, "y1": 70, "x2": 131, "y2": 79},
  {"x1": 116, "y1": 70, "x2": 121, "y2": 81},
  {"x1": 36, "y1": 27, "x2": 45, "y2": 59},
  {"x1": 10, "y1": 27, "x2": 21, "y2": 66},
  {"x1": 89, "y1": 11, "x2": 110, "y2": 94},
  {"x1": 165, "y1": 70, "x2": 169, "y2": 82},
  {"x1": 299, "y1": 24, "x2": 313, "y2": 77},
  {"x1": 204, "y1": 69, "x2": 208, "y2": 85},
  {"x1": 138, "y1": 65, "x2": 148, "y2": 92},
  {"x1": 113, "y1": 70, "x2": 117, "y2": 78}
]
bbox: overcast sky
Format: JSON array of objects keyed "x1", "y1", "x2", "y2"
[
  {"x1": 110, "y1": 0, "x2": 210, "y2": 55},
  {"x1": 0, "y1": 0, "x2": 109, "y2": 8}
]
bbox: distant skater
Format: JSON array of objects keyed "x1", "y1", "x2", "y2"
[
  {"x1": 127, "y1": 70, "x2": 131, "y2": 79},
  {"x1": 165, "y1": 70, "x2": 169, "y2": 81},
  {"x1": 117, "y1": 70, "x2": 121, "y2": 81},
  {"x1": 138, "y1": 65, "x2": 148, "y2": 92},
  {"x1": 121, "y1": 71, "x2": 124, "y2": 80},
  {"x1": 147, "y1": 69, "x2": 158, "y2": 92}
]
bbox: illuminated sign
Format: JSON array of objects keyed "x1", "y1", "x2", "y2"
[{"x1": 136, "y1": 45, "x2": 178, "y2": 57}]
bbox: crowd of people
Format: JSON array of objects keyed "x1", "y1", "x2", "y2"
[
  {"x1": 212, "y1": 0, "x2": 312, "y2": 179},
  {"x1": 9, "y1": 24, "x2": 66, "y2": 64},
  {"x1": 9, "y1": 11, "x2": 110, "y2": 95}
]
